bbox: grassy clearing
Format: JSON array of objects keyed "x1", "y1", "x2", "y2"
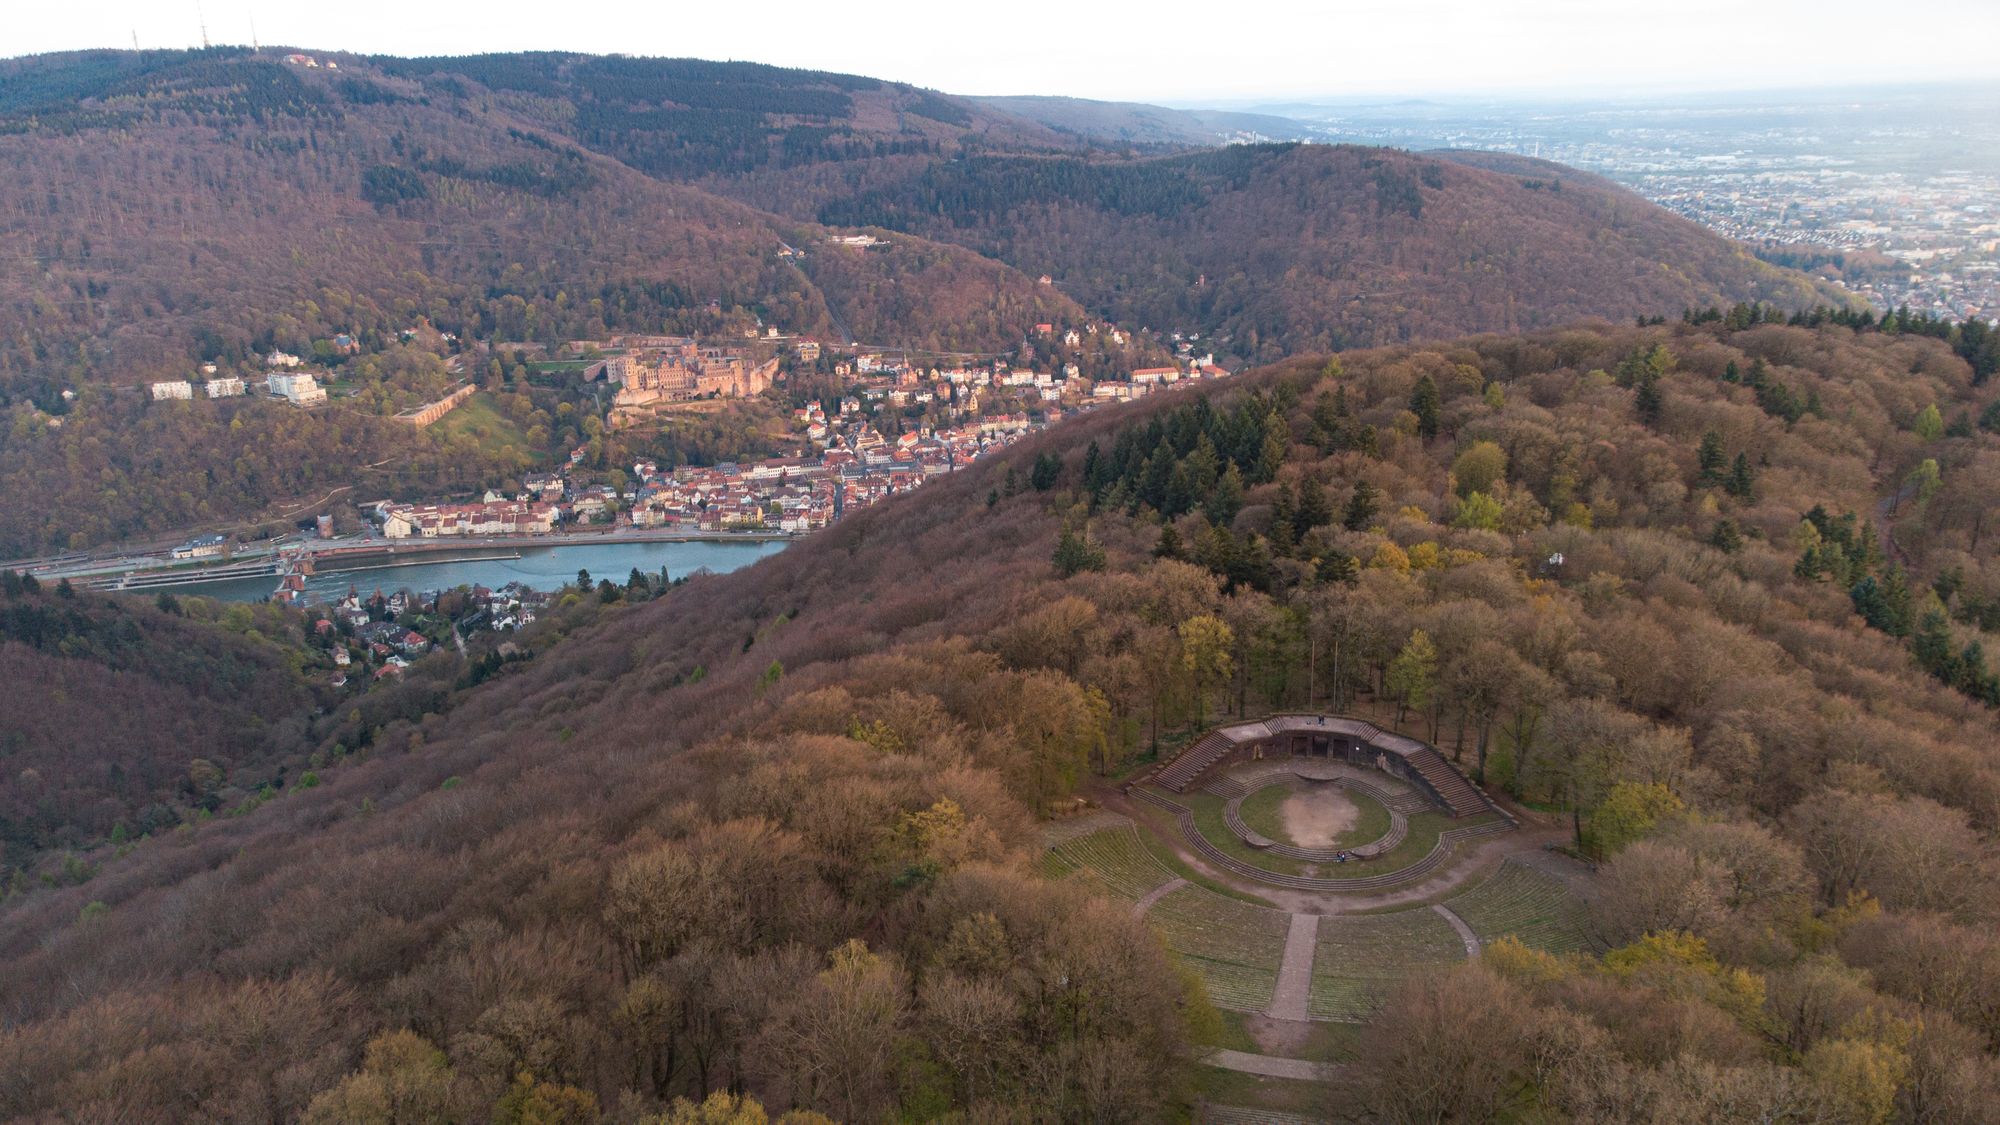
[
  {"x1": 1237, "y1": 781, "x2": 1293, "y2": 840},
  {"x1": 1196, "y1": 1008, "x2": 1363, "y2": 1063},
  {"x1": 1311, "y1": 1021, "x2": 1364, "y2": 1062},
  {"x1": 1197, "y1": 1008, "x2": 1262, "y2": 1053},
  {"x1": 1307, "y1": 907, "x2": 1467, "y2": 1021},
  {"x1": 1318, "y1": 809, "x2": 1496, "y2": 878},
  {"x1": 1180, "y1": 788, "x2": 1498, "y2": 883},
  {"x1": 432, "y1": 392, "x2": 531, "y2": 457},
  {"x1": 1444, "y1": 859, "x2": 1598, "y2": 954}
]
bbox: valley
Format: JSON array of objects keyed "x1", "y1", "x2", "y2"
[{"x1": 1, "y1": 39, "x2": 1999, "y2": 1125}]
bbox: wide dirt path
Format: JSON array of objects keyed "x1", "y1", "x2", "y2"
[
  {"x1": 1203, "y1": 1048, "x2": 1344, "y2": 1081},
  {"x1": 1266, "y1": 913, "x2": 1320, "y2": 1021}
]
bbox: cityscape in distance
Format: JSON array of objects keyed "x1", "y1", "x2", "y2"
[{"x1": 1204, "y1": 83, "x2": 2000, "y2": 320}]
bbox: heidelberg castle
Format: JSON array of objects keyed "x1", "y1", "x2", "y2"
[{"x1": 593, "y1": 336, "x2": 779, "y2": 410}]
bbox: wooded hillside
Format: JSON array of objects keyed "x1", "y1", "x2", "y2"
[
  {"x1": 0, "y1": 48, "x2": 1080, "y2": 400},
  {"x1": 806, "y1": 144, "x2": 1851, "y2": 361},
  {"x1": 0, "y1": 49, "x2": 1847, "y2": 399},
  {"x1": 0, "y1": 581, "x2": 322, "y2": 880},
  {"x1": 6, "y1": 311, "x2": 1999, "y2": 1120}
]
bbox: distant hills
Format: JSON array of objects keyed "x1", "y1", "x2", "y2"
[
  {"x1": 806, "y1": 143, "x2": 1845, "y2": 360},
  {"x1": 0, "y1": 48, "x2": 1854, "y2": 557},
  {"x1": 970, "y1": 95, "x2": 1320, "y2": 146},
  {"x1": 0, "y1": 48, "x2": 1846, "y2": 393},
  {"x1": 0, "y1": 48, "x2": 1081, "y2": 393}
]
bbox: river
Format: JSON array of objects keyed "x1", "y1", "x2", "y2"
[{"x1": 176, "y1": 538, "x2": 791, "y2": 604}]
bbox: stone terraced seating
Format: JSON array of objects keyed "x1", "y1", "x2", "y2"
[
  {"x1": 1145, "y1": 884, "x2": 1290, "y2": 1011},
  {"x1": 1199, "y1": 1107, "x2": 1321, "y2": 1125},
  {"x1": 1308, "y1": 907, "x2": 1468, "y2": 1021},
  {"x1": 1153, "y1": 730, "x2": 1240, "y2": 792},
  {"x1": 1203, "y1": 775, "x2": 1249, "y2": 800},
  {"x1": 1442, "y1": 858, "x2": 1599, "y2": 954},
  {"x1": 1133, "y1": 787, "x2": 1512, "y2": 893},
  {"x1": 1339, "y1": 775, "x2": 1433, "y2": 816},
  {"x1": 1043, "y1": 825, "x2": 1177, "y2": 902},
  {"x1": 1149, "y1": 712, "x2": 1510, "y2": 820},
  {"x1": 1233, "y1": 820, "x2": 1278, "y2": 849}
]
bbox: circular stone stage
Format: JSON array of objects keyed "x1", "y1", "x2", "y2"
[{"x1": 1221, "y1": 764, "x2": 1408, "y2": 862}]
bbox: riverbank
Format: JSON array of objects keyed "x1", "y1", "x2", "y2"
[
  {"x1": 172, "y1": 537, "x2": 791, "y2": 604},
  {"x1": 25, "y1": 527, "x2": 796, "y2": 590},
  {"x1": 310, "y1": 527, "x2": 791, "y2": 564}
]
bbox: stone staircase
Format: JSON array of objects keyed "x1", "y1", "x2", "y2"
[
  {"x1": 1145, "y1": 712, "x2": 1510, "y2": 823},
  {"x1": 1205, "y1": 776, "x2": 1250, "y2": 800},
  {"x1": 1153, "y1": 729, "x2": 1241, "y2": 792}
]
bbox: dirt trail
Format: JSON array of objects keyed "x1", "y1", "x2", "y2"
[{"x1": 1266, "y1": 914, "x2": 1320, "y2": 1021}]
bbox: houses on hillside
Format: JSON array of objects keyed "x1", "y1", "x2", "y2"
[{"x1": 266, "y1": 371, "x2": 327, "y2": 406}]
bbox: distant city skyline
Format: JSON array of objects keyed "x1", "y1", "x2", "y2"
[{"x1": 11, "y1": 0, "x2": 2000, "y2": 103}]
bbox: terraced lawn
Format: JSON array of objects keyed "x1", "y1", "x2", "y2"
[
  {"x1": 1147, "y1": 885, "x2": 1291, "y2": 1011},
  {"x1": 1308, "y1": 907, "x2": 1467, "y2": 1021},
  {"x1": 1238, "y1": 782, "x2": 1393, "y2": 850},
  {"x1": 1445, "y1": 860, "x2": 1598, "y2": 954},
  {"x1": 1043, "y1": 826, "x2": 1177, "y2": 901}
]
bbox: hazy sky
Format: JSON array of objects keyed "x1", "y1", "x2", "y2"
[{"x1": 9, "y1": 0, "x2": 2000, "y2": 103}]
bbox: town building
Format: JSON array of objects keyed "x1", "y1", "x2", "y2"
[
  {"x1": 266, "y1": 372, "x2": 328, "y2": 406},
  {"x1": 149, "y1": 380, "x2": 193, "y2": 401},
  {"x1": 380, "y1": 500, "x2": 559, "y2": 539},
  {"x1": 604, "y1": 338, "x2": 779, "y2": 408},
  {"x1": 171, "y1": 534, "x2": 228, "y2": 559}
]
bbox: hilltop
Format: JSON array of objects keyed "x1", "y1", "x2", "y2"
[
  {"x1": 806, "y1": 143, "x2": 1850, "y2": 361},
  {"x1": 0, "y1": 48, "x2": 1080, "y2": 394},
  {"x1": 969, "y1": 94, "x2": 1320, "y2": 145},
  {"x1": 0, "y1": 48, "x2": 1848, "y2": 394},
  {"x1": 6, "y1": 309, "x2": 2000, "y2": 1119}
]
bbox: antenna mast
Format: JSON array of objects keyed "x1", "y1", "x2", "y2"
[
  {"x1": 196, "y1": 1, "x2": 211, "y2": 48},
  {"x1": 250, "y1": 13, "x2": 259, "y2": 50}
]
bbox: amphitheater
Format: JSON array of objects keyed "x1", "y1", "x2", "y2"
[{"x1": 1041, "y1": 713, "x2": 1600, "y2": 1121}]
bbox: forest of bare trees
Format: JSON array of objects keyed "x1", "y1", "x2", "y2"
[{"x1": 2, "y1": 312, "x2": 1998, "y2": 1120}]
